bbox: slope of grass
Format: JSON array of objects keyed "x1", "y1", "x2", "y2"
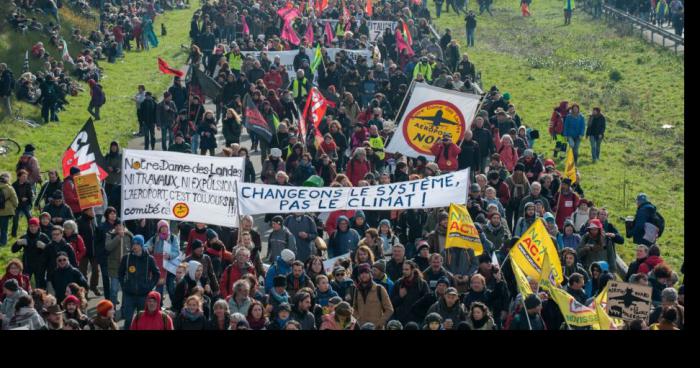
[
  {"x1": 434, "y1": 0, "x2": 684, "y2": 270},
  {"x1": 0, "y1": 6, "x2": 196, "y2": 264}
]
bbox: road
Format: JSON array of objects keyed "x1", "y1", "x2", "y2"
[{"x1": 85, "y1": 95, "x2": 271, "y2": 328}]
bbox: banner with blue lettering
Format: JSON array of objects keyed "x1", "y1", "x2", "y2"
[
  {"x1": 121, "y1": 149, "x2": 245, "y2": 227},
  {"x1": 237, "y1": 169, "x2": 470, "y2": 215}
]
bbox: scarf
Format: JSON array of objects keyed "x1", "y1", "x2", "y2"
[
  {"x1": 182, "y1": 308, "x2": 203, "y2": 322},
  {"x1": 92, "y1": 316, "x2": 116, "y2": 330},
  {"x1": 248, "y1": 316, "x2": 267, "y2": 330},
  {"x1": 275, "y1": 317, "x2": 289, "y2": 328},
  {"x1": 471, "y1": 316, "x2": 487, "y2": 329},
  {"x1": 270, "y1": 288, "x2": 289, "y2": 304}
]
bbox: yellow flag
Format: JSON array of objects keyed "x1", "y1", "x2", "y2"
[
  {"x1": 590, "y1": 283, "x2": 624, "y2": 330},
  {"x1": 510, "y1": 219, "x2": 564, "y2": 284},
  {"x1": 511, "y1": 257, "x2": 533, "y2": 297},
  {"x1": 564, "y1": 146, "x2": 577, "y2": 184},
  {"x1": 446, "y1": 203, "x2": 484, "y2": 255},
  {"x1": 538, "y1": 250, "x2": 562, "y2": 291},
  {"x1": 548, "y1": 285, "x2": 599, "y2": 327}
]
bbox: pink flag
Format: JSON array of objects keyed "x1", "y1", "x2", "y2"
[
  {"x1": 305, "y1": 20, "x2": 314, "y2": 46},
  {"x1": 395, "y1": 28, "x2": 414, "y2": 57},
  {"x1": 241, "y1": 15, "x2": 250, "y2": 36},
  {"x1": 277, "y1": 4, "x2": 301, "y2": 23},
  {"x1": 324, "y1": 21, "x2": 333, "y2": 46},
  {"x1": 281, "y1": 20, "x2": 301, "y2": 46}
]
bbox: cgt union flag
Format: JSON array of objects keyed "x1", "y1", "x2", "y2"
[
  {"x1": 301, "y1": 87, "x2": 328, "y2": 145},
  {"x1": 62, "y1": 118, "x2": 108, "y2": 180}
]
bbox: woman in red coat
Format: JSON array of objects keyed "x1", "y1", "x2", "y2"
[
  {"x1": 0, "y1": 259, "x2": 31, "y2": 301},
  {"x1": 63, "y1": 220, "x2": 86, "y2": 265},
  {"x1": 346, "y1": 148, "x2": 371, "y2": 186},
  {"x1": 430, "y1": 133, "x2": 461, "y2": 172},
  {"x1": 497, "y1": 134, "x2": 519, "y2": 173},
  {"x1": 554, "y1": 178, "x2": 580, "y2": 231}
]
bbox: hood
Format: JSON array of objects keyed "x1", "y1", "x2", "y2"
[
  {"x1": 109, "y1": 141, "x2": 120, "y2": 153},
  {"x1": 275, "y1": 256, "x2": 292, "y2": 272},
  {"x1": 354, "y1": 210, "x2": 366, "y2": 220},
  {"x1": 147, "y1": 291, "x2": 162, "y2": 310},
  {"x1": 379, "y1": 219, "x2": 391, "y2": 229},
  {"x1": 157, "y1": 220, "x2": 170, "y2": 236},
  {"x1": 589, "y1": 261, "x2": 609, "y2": 274},
  {"x1": 336, "y1": 216, "x2": 350, "y2": 231},
  {"x1": 187, "y1": 260, "x2": 202, "y2": 280},
  {"x1": 558, "y1": 101, "x2": 569, "y2": 112}
]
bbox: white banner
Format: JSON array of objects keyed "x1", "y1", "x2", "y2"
[
  {"x1": 385, "y1": 83, "x2": 482, "y2": 160},
  {"x1": 319, "y1": 19, "x2": 397, "y2": 41},
  {"x1": 237, "y1": 169, "x2": 470, "y2": 215},
  {"x1": 242, "y1": 48, "x2": 373, "y2": 78},
  {"x1": 121, "y1": 150, "x2": 245, "y2": 227}
]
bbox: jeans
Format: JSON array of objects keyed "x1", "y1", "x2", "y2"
[
  {"x1": 109, "y1": 276, "x2": 121, "y2": 304},
  {"x1": 11, "y1": 202, "x2": 32, "y2": 237},
  {"x1": 26, "y1": 265, "x2": 48, "y2": 289},
  {"x1": 467, "y1": 28, "x2": 475, "y2": 47},
  {"x1": 567, "y1": 136, "x2": 581, "y2": 164},
  {"x1": 88, "y1": 102, "x2": 101, "y2": 120},
  {"x1": 41, "y1": 102, "x2": 58, "y2": 123},
  {"x1": 1, "y1": 95, "x2": 11, "y2": 116},
  {"x1": 589, "y1": 135, "x2": 602, "y2": 162},
  {"x1": 191, "y1": 134, "x2": 200, "y2": 153},
  {"x1": 144, "y1": 124, "x2": 156, "y2": 150},
  {"x1": 0, "y1": 215, "x2": 10, "y2": 246},
  {"x1": 155, "y1": 272, "x2": 176, "y2": 308},
  {"x1": 436, "y1": 3, "x2": 442, "y2": 17},
  {"x1": 161, "y1": 126, "x2": 174, "y2": 151},
  {"x1": 446, "y1": 0, "x2": 460, "y2": 13},
  {"x1": 200, "y1": 147, "x2": 215, "y2": 156},
  {"x1": 593, "y1": 4, "x2": 602, "y2": 19},
  {"x1": 121, "y1": 293, "x2": 146, "y2": 330}
]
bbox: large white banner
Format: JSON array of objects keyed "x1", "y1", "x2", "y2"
[
  {"x1": 242, "y1": 48, "x2": 373, "y2": 78},
  {"x1": 121, "y1": 150, "x2": 245, "y2": 227},
  {"x1": 237, "y1": 169, "x2": 470, "y2": 215},
  {"x1": 385, "y1": 83, "x2": 482, "y2": 160},
  {"x1": 319, "y1": 20, "x2": 397, "y2": 41}
]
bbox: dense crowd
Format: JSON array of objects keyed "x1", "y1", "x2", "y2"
[{"x1": 0, "y1": 0, "x2": 684, "y2": 331}]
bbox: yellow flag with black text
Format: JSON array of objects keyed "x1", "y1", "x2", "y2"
[
  {"x1": 549, "y1": 285, "x2": 599, "y2": 327},
  {"x1": 564, "y1": 146, "x2": 577, "y2": 184},
  {"x1": 538, "y1": 250, "x2": 562, "y2": 290},
  {"x1": 446, "y1": 203, "x2": 483, "y2": 255},
  {"x1": 511, "y1": 257, "x2": 533, "y2": 297},
  {"x1": 510, "y1": 219, "x2": 564, "y2": 284}
]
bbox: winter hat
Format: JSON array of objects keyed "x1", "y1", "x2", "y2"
[
  {"x1": 281, "y1": 249, "x2": 296, "y2": 263},
  {"x1": 96, "y1": 300, "x2": 114, "y2": 317},
  {"x1": 63, "y1": 295, "x2": 80, "y2": 306},
  {"x1": 502, "y1": 92, "x2": 511, "y2": 101},
  {"x1": 561, "y1": 178, "x2": 572, "y2": 186},
  {"x1": 357, "y1": 263, "x2": 372, "y2": 275},
  {"x1": 523, "y1": 149, "x2": 534, "y2": 158},
  {"x1": 372, "y1": 260, "x2": 386, "y2": 274},
  {"x1": 544, "y1": 159, "x2": 556, "y2": 168},
  {"x1": 470, "y1": 183, "x2": 481, "y2": 193},
  {"x1": 360, "y1": 322, "x2": 376, "y2": 330},
  {"x1": 478, "y1": 253, "x2": 492, "y2": 265},
  {"x1": 438, "y1": 211, "x2": 449, "y2": 223},
  {"x1": 24, "y1": 144, "x2": 36, "y2": 154},
  {"x1": 524, "y1": 294, "x2": 542, "y2": 309},
  {"x1": 206, "y1": 228, "x2": 218, "y2": 240},
  {"x1": 588, "y1": 219, "x2": 603, "y2": 229},
  {"x1": 335, "y1": 301, "x2": 352, "y2": 318},
  {"x1": 425, "y1": 312, "x2": 443, "y2": 324},
  {"x1": 437, "y1": 276, "x2": 451, "y2": 287},
  {"x1": 544, "y1": 212, "x2": 555, "y2": 223},
  {"x1": 514, "y1": 163, "x2": 525, "y2": 172},
  {"x1": 40, "y1": 212, "x2": 51, "y2": 220},
  {"x1": 273, "y1": 274, "x2": 287, "y2": 288},
  {"x1": 386, "y1": 320, "x2": 403, "y2": 330},
  {"x1": 487, "y1": 171, "x2": 500, "y2": 181},
  {"x1": 28, "y1": 217, "x2": 40, "y2": 227},
  {"x1": 328, "y1": 296, "x2": 343, "y2": 306},
  {"x1": 187, "y1": 260, "x2": 202, "y2": 280},
  {"x1": 404, "y1": 322, "x2": 420, "y2": 330},
  {"x1": 446, "y1": 287, "x2": 459, "y2": 296},
  {"x1": 52, "y1": 189, "x2": 64, "y2": 199},
  {"x1": 132, "y1": 235, "x2": 145, "y2": 248},
  {"x1": 45, "y1": 304, "x2": 64, "y2": 315},
  {"x1": 190, "y1": 239, "x2": 203, "y2": 252},
  {"x1": 3, "y1": 279, "x2": 19, "y2": 292},
  {"x1": 636, "y1": 193, "x2": 648, "y2": 203},
  {"x1": 561, "y1": 247, "x2": 577, "y2": 258},
  {"x1": 416, "y1": 240, "x2": 430, "y2": 253},
  {"x1": 425, "y1": 162, "x2": 440, "y2": 174},
  {"x1": 276, "y1": 303, "x2": 292, "y2": 314},
  {"x1": 69, "y1": 166, "x2": 81, "y2": 176},
  {"x1": 272, "y1": 215, "x2": 284, "y2": 225},
  {"x1": 270, "y1": 148, "x2": 282, "y2": 158}
]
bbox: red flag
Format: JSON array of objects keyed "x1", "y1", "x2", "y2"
[
  {"x1": 244, "y1": 95, "x2": 274, "y2": 143},
  {"x1": 305, "y1": 20, "x2": 314, "y2": 46},
  {"x1": 366, "y1": 0, "x2": 373, "y2": 17},
  {"x1": 277, "y1": 3, "x2": 301, "y2": 23},
  {"x1": 324, "y1": 21, "x2": 333, "y2": 46},
  {"x1": 395, "y1": 28, "x2": 414, "y2": 57},
  {"x1": 158, "y1": 57, "x2": 184, "y2": 78},
  {"x1": 62, "y1": 119, "x2": 108, "y2": 181},
  {"x1": 316, "y1": 0, "x2": 329, "y2": 12},
  {"x1": 242, "y1": 15, "x2": 250, "y2": 36},
  {"x1": 281, "y1": 20, "x2": 301, "y2": 46},
  {"x1": 402, "y1": 21, "x2": 413, "y2": 45},
  {"x1": 301, "y1": 87, "x2": 328, "y2": 147}
]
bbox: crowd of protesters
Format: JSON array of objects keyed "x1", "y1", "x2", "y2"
[{"x1": 0, "y1": 0, "x2": 684, "y2": 331}]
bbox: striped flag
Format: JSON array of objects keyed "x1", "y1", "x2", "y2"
[{"x1": 402, "y1": 21, "x2": 413, "y2": 45}]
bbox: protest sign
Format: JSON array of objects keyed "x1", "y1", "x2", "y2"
[
  {"x1": 324, "y1": 252, "x2": 352, "y2": 273},
  {"x1": 446, "y1": 203, "x2": 483, "y2": 255},
  {"x1": 385, "y1": 83, "x2": 481, "y2": 160},
  {"x1": 237, "y1": 169, "x2": 470, "y2": 215},
  {"x1": 121, "y1": 149, "x2": 245, "y2": 227},
  {"x1": 74, "y1": 172, "x2": 104, "y2": 210},
  {"x1": 319, "y1": 19, "x2": 396, "y2": 41},
  {"x1": 606, "y1": 281, "x2": 653, "y2": 321}
]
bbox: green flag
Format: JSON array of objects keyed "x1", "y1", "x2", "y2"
[{"x1": 310, "y1": 44, "x2": 322, "y2": 74}]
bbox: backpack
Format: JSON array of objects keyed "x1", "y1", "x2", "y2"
[
  {"x1": 352, "y1": 284, "x2": 386, "y2": 313},
  {"x1": 16, "y1": 155, "x2": 32, "y2": 173},
  {"x1": 649, "y1": 210, "x2": 665, "y2": 238}
]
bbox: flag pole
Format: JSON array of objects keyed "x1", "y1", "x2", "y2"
[{"x1": 521, "y1": 297, "x2": 533, "y2": 330}]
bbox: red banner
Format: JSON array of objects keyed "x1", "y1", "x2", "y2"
[{"x1": 301, "y1": 87, "x2": 328, "y2": 146}]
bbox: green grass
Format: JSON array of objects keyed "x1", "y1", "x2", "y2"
[
  {"x1": 0, "y1": 6, "x2": 196, "y2": 265},
  {"x1": 434, "y1": 0, "x2": 684, "y2": 270}
]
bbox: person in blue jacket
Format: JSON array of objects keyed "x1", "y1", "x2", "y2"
[
  {"x1": 145, "y1": 220, "x2": 181, "y2": 302},
  {"x1": 627, "y1": 193, "x2": 659, "y2": 246},
  {"x1": 327, "y1": 216, "x2": 361, "y2": 258},
  {"x1": 118, "y1": 235, "x2": 160, "y2": 330},
  {"x1": 563, "y1": 103, "x2": 585, "y2": 164},
  {"x1": 264, "y1": 249, "x2": 295, "y2": 294}
]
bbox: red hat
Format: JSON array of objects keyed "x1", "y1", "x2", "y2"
[
  {"x1": 28, "y1": 217, "x2": 40, "y2": 226},
  {"x1": 96, "y1": 300, "x2": 114, "y2": 317},
  {"x1": 544, "y1": 159, "x2": 556, "y2": 168},
  {"x1": 588, "y1": 219, "x2": 603, "y2": 229},
  {"x1": 63, "y1": 295, "x2": 80, "y2": 306}
]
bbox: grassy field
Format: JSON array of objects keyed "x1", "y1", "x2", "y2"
[
  {"x1": 433, "y1": 0, "x2": 684, "y2": 270},
  {"x1": 0, "y1": 6, "x2": 196, "y2": 264}
]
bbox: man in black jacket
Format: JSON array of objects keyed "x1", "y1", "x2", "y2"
[
  {"x1": 119, "y1": 235, "x2": 160, "y2": 330},
  {"x1": 140, "y1": 91, "x2": 158, "y2": 150},
  {"x1": 156, "y1": 91, "x2": 178, "y2": 151},
  {"x1": 50, "y1": 251, "x2": 88, "y2": 304},
  {"x1": 585, "y1": 107, "x2": 606, "y2": 163},
  {"x1": 11, "y1": 218, "x2": 51, "y2": 289},
  {"x1": 42, "y1": 190, "x2": 74, "y2": 226},
  {"x1": 386, "y1": 244, "x2": 406, "y2": 283},
  {"x1": 472, "y1": 116, "x2": 495, "y2": 172},
  {"x1": 77, "y1": 207, "x2": 100, "y2": 296},
  {"x1": 0, "y1": 63, "x2": 13, "y2": 116},
  {"x1": 458, "y1": 129, "x2": 480, "y2": 174}
]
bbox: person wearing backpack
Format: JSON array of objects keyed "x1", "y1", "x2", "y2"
[
  {"x1": 0, "y1": 63, "x2": 15, "y2": 116},
  {"x1": 0, "y1": 172, "x2": 20, "y2": 247},
  {"x1": 16, "y1": 144, "x2": 41, "y2": 188},
  {"x1": 349, "y1": 263, "x2": 394, "y2": 330},
  {"x1": 87, "y1": 79, "x2": 105, "y2": 121},
  {"x1": 627, "y1": 193, "x2": 663, "y2": 246},
  {"x1": 129, "y1": 291, "x2": 174, "y2": 330}
]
